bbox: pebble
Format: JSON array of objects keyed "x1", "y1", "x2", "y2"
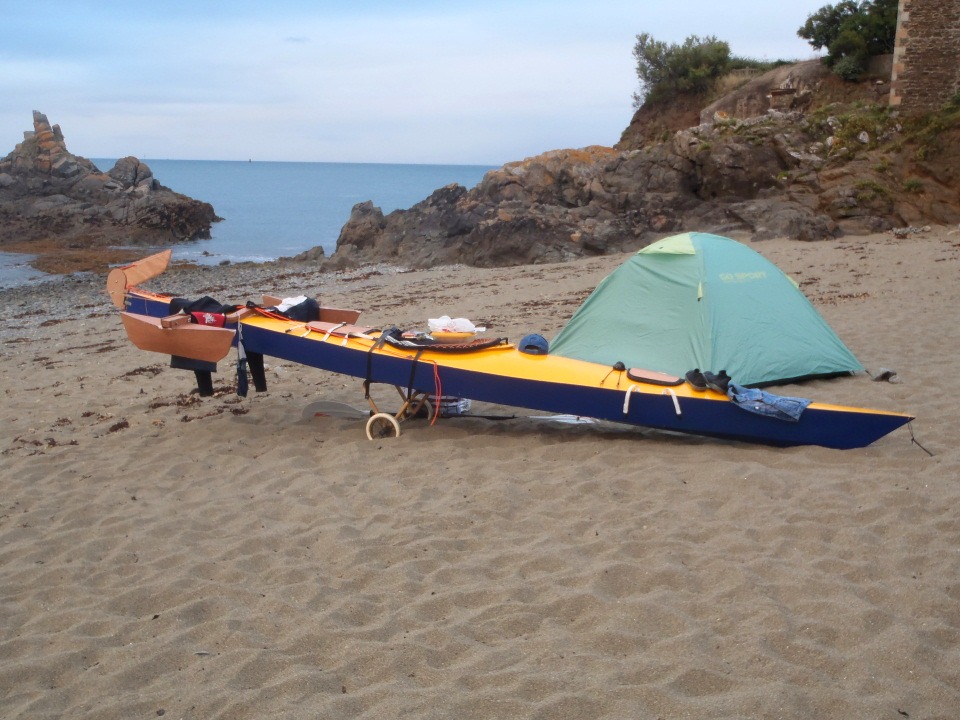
[{"x1": 892, "y1": 225, "x2": 932, "y2": 238}]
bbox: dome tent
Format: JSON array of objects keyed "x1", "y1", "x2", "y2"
[{"x1": 549, "y1": 232, "x2": 863, "y2": 387}]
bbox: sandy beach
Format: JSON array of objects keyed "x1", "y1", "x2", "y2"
[{"x1": 2, "y1": 229, "x2": 959, "y2": 719}]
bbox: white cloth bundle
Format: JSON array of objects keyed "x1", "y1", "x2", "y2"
[{"x1": 428, "y1": 315, "x2": 486, "y2": 333}]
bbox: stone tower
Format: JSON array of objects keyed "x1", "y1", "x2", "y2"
[{"x1": 890, "y1": 0, "x2": 960, "y2": 111}]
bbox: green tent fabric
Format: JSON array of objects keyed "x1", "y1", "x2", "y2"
[{"x1": 549, "y1": 232, "x2": 863, "y2": 386}]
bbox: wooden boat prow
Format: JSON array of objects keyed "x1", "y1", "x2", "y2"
[
  {"x1": 107, "y1": 249, "x2": 172, "y2": 308},
  {"x1": 120, "y1": 311, "x2": 235, "y2": 363}
]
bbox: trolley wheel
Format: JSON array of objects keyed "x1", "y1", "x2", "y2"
[
  {"x1": 401, "y1": 398, "x2": 432, "y2": 421},
  {"x1": 365, "y1": 412, "x2": 401, "y2": 440},
  {"x1": 421, "y1": 399, "x2": 433, "y2": 420}
]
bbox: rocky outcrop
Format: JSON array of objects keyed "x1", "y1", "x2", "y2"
[
  {"x1": 316, "y1": 102, "x2": 959, "y2": 270},
  {"x1": 699, "y1": 59, "x2": 896, "y2": 127},
  {"x1": 312, "y1": 58, "x2": 960, "y2": 271},
  {"x1": 0, "y1": 111, "x2": 218, "y2": 248},
  {"x1": 698, "y1": 61, "x2": 830, "y2": 127}
]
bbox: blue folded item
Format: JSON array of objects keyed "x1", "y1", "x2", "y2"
[{"x1": 726, "y1": 382, "x2": 811, "y2": 422}]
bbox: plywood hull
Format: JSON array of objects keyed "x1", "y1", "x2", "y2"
[{"x1": 121, "y1": 312, "x2": 235, "y2": 363}]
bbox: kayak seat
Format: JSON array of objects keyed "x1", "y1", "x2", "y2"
[
  {"x1": 262, "y1": 294, "x2": 361, "y2": 324},
  {"x1": 319, "y1": 307, "x2": 362, "y2": 324}
]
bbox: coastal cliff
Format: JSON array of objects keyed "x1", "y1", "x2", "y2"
[
  {"x1": 0, "y1": 111, "x2": 218, "y2": 271},
  {"x1": 315, "y1": 61, "x2": 959, "y2": 270}
]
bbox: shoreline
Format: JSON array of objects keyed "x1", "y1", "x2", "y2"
[
  {"x1": 1, "y1": 221, "x2": 952, "y2": 288},
  {"x1": 0, "y1": 240, "x2": 160, "y2": 276}
]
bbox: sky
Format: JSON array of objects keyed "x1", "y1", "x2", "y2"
[{"x1": 1, "y1": 1, "x2": 829, "y2": 166}]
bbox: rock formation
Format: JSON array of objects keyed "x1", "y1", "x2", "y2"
[
  {"x1": 314, "y1": 63, "x2": 959, "y2": 270},
  {"x1": 0, "y1": 111, "x2": 218, "y2": 249}
]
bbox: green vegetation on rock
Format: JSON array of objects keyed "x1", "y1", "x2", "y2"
[
  {"x1": 797, "y1": 0, "x2": 898, "y2": 80},
  {"x1": 632, "y1": 34, "x2": 732, "y2": 107}
]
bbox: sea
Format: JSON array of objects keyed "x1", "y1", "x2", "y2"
[{"x1": 0, "y1": 160, "x2": 495, "y2": 289}]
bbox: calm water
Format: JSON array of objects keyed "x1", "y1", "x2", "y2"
[{"x1": 0, "y1": 159, "x2": 494, "y2": 288}]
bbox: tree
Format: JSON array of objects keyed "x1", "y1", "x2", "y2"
[
  {"x1": 632, "y1": 33, "x2": 731, "y2": 107},
  {"x1": 797, "y1": 0, "x2": 860, "y2": 51},
  {"x1": 857, "y1": 0, "x2": 899, "y2": 55},
  {"x1": 798, "y1": 0, "x2": 898, "y2": 78}
]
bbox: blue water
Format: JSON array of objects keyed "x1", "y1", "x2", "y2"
[
  {"x1": 102, "y1": 159, "x2": 495, "y2": 264},
  {"x1": 0, "y1": 251, "x2": 48, "y2": 287},
  {"x1": 0, "y1": 160, "x2": 494, "y2": 288}
]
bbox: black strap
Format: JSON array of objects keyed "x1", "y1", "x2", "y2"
[
  {"x1": 365, "y1": 328, "x2": 397, "y2": 399},
  {"x1": 406, "y1": 349, "x2": 425, "y2": 401}
]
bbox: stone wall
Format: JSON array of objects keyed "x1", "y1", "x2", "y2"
[{"x1": 890, "y1": 0, "x2": 960, "y2": 111}]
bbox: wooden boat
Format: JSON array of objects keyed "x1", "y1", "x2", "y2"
[
  {"x1": 120, "y1": 312, "x2": 236, "y2": 363},
  {"x1": 108, "y1": 253, "x2": 914, "y2": 449}
]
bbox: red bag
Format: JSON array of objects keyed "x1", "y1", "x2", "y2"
[{"x1": 190, "y1": 311, "x2": 226, "y2": 327}]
